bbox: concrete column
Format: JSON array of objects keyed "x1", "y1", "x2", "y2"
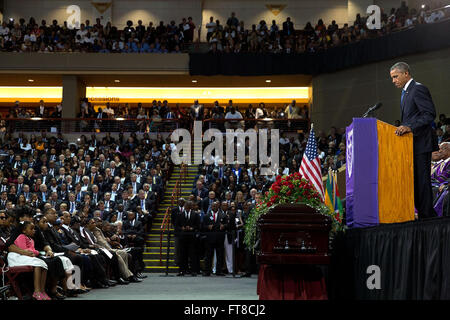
[
  {"x1": 62, "y1": 75, "x2": 86, "y2": 133},
  {"x1": 62, "y1": 75, "x2": 85, "y2": 118}
]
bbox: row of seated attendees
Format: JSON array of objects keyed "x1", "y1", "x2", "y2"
[
  {"x1": 0, "y1": 15, "x2": 194, "y2": 53},
  {"x1": 208, "y1": 3, "x2": 449, "y2": 54},
  {"x1": 0, "y1": 130, "x2": 172, "y2": 299},
  {"x1": 0, "y1": 2, "x2": 448, "y2": 53}
]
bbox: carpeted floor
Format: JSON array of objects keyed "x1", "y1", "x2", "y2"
[{"x1": 68, "y1": 274, "x2": 259, "y2": 300}]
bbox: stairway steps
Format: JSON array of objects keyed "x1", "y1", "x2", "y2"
[{"x1": 145, "y1": 164, "x2": 198, "y2": 273}]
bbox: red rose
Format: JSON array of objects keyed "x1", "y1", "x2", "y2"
[{"x1": 287, "y1": 190, "x2": 292, "y2": 196}]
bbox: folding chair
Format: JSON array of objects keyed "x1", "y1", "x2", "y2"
[{"x1": 0, "y1": 242, "x2": 33, "y2": 300}]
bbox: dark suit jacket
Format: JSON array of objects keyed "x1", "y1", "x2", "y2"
[
  {"x1": 35, "y1": 106, "x2": 45, "y2": 116},
  {"x1": 58, "y1": 190, "x2": 68, "y2": 201},
  {"x1": 128, "y1": 182, "x2": 142, "y2": 194},
  {"x1": 115, "y1": 198, "x2": 132, "y2": 211},
  {"x1": 132, "y1": 197, "x2": 155, "y2": 213},
  {"x1": 103, "y1": 200, "x2": 116, "y2": 213},
  {"x1": 59, "y1": 225, "x2": 81, "y2": 247},
  {"x1": 90, "y1": 192, "x2": 103, "y2": 204},
  {"x1": 37, "y1": 191, "x2": 50, "y2": 202},
  {"x1": 0, "y1": 199, "x2": 8, "y2": 210},
  {"x1": 191, "y1": 187, "x2": 208, "y2": 200},
  {"x1": 123, "y1": 219, "x2": 145, "y2": 237},
  {"x1": 42, "y1": 225, "x2": 70, "y2": 253},
  {"x1": 201, "y1": 197, "x2": 216, "y2": 214},
  {"x1": 282, "y1": 21, "x2": 294, "y2": 35},
  {"x1": 171, "y1": 206, "x2": 184, "y2": 230},
  {"x1": 190, "y1": 105, "x2": 204, "y2": 120},
  {"x1": 202, "y1": 210, "x2": 228, "y2": 241},
  {"x1": 174, "y1": 210, "x2": 201, "y2": 237},
  {"x1": 401, "y1": 80, "x2": 438, "y2": 154}
]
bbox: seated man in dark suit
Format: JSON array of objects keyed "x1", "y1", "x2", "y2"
[
  {"x1": 0, "y1": 192, "x2": 8, "y2": 210},
  {"x1": 122, "y1": 211, "x2": 145, "y2": 247},
  {"x1": 133, "y1": 190, "x2": 155, "y2": 216},
  {"x1": 90, "y1": 184, "x2": 103, "y2": 206},
  {"x1": 102, "y1": 192, "x2": 116, "y2": 216},
  {"x1": 116, "y1": 190, "x2": 133, "y2": 212},
  {"x1": 128, "y1": 173, "x2": 142, "y2": 196},
  {"x1": 192, "y1": 180, "x2": 209, "y2": 203},
  {"x1": 37, "y1": 184, "x2": 50, "y2": 204}
]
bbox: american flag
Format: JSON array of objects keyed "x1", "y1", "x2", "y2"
[{"x1": 299, "y1": 125, "x2": 325, "y2": 202}]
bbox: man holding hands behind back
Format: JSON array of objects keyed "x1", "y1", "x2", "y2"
[{"x1": 390, "y1": 62, "x2": 438, "y2": 219}]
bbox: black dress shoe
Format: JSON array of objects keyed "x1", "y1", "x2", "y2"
[
  {"x1": 202, "y1": 272, "x2": 211, "y2": 277},
  {"x1": 75, "y1": 288, "x2": 88, "y2": 294},
  {"x1": 107, "y1": 280, "x2": 117, "y2": 287},
  {"x1": 65, "y1": 290, "x2": 78, "y2": 298},
  {"x1": 215, "y1": 273, "x2": 225, "y2": 276},
  {"x1": 94, "y1": 281, "x2": 109, "y2": 289},
  {"x1": 49, "y1": 292, "x2": 66, "y2": 300},
  {"x1": 239, "y1": 273, "x2": 252, "y2": 278},
  {"x1": 117, "y1": 278, "x2": 130, "y2": 285},
  {"x1": 136, "y1": 273, "x2": 148, "y2": 279},
  {"x1": 177, "y1": 272, "x2": 185, "y2": 276},
  {"x1": 128, "y1": 276, "x2": 142, "y2": 283}
]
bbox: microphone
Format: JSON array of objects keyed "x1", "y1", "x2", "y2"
[{"x1": 362, "y1": 102, "x2": 382, "y2": 118}]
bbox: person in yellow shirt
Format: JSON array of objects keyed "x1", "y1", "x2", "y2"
[
  {"x1": 34, "y1": 136, "x2": 45, "y2": 151},
  {"x1": 284, "y1": 100, "x2": 301, "y2": 119}
]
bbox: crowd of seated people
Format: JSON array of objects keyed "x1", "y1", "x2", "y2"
[
  {"x1": 0, "y1": 129, "x2": 173, "y2": 299},
  {"x1": 0, "y1": 1, "x2": 448, "y2": 54},
  {"x1": 0, "y1": 15, "x2": 194, "y2": 53},
  {"x1": 207, "y1": 2, "x2": 449, "y2": 53}
]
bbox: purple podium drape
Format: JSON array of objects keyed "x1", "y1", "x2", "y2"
[{"x1": 346, "y1": 118, "x2": 379, "y2": 228}]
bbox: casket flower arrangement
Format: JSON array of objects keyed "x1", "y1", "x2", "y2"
[{"x1": 244, "y1": 172, "x2": 344, "y2": 252}]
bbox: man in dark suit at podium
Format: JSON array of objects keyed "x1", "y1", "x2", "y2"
[{"x1": 390, "y1": 61, "x2": 438, "y2": 219}]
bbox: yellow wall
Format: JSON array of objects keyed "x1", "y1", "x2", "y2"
[{"x1": 0, "y1": 86, "x2": 310, "y2": 104}]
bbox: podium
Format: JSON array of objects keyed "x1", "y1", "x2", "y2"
[{"x1": 345, "y1": 118, "x2": 414, "y2": 228}]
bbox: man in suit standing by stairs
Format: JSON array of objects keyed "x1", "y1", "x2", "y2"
[
  {"x1": 171, "y1": 198, "x2": 185, "y2": 267},
  {"x1": 175, "y1": 200, "x2": 200, "y2": 276}
]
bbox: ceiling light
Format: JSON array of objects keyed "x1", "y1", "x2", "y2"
[
  {"x1": 28, "y1": 79, "x2": 34, "y2": 82},
  {"x1": 114, "y1": 79, "x2": 120, "y2": 83},
  {"x1": 192, "y1": 80, "x2": 197, "y2": 83},
  {"x1": 265, "y1": 80, "x2": 271, "y2": 83}
]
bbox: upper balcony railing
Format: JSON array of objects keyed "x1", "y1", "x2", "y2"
[{"x1": 1, "y1": 117, "x2": 309, "y2": 134}]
